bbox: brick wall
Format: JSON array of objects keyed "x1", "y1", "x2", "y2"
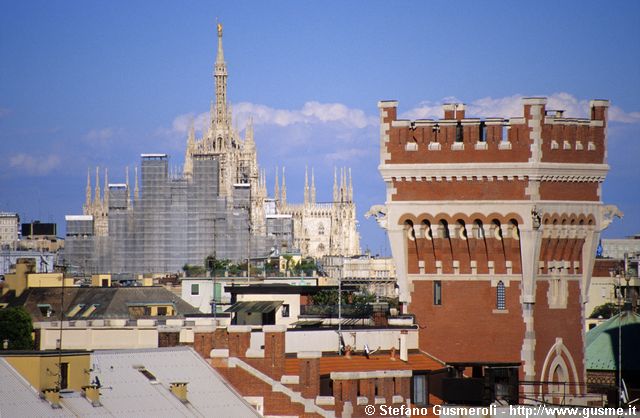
[
  {"x1": 410, "y1": 280, "x2": 525, "y2": 363},
  {"x1": 393, "y1": 178, "x2": 529, "y2": 201},
  {"x1": 539, "y1": 181, "x2": 599, "y2": 201},
  {"x1": 533, "y1": 281, "x2": 585, "y2": 389},
  {"x1": 215, "y1": 365, "x2": 321, "y2": 418}
]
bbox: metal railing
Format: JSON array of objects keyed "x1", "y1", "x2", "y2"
[{"x1": 299, "y1": 304, "x2": 373, "y2": 318}]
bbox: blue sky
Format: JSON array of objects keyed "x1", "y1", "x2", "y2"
[{"x1": 1, "y1": 1, "x2": 639, "y2": 254}]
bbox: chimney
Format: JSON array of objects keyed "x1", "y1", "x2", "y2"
[
  {"x1": 455, "y1": 104, "x2": 465, "y2": 119},
  {"x1": 170, "y1": 382, "x2": 188, "y2": 403},
  {"x1": 443, "y1": 104, "x2": 455, "y2": 119},
  {"x1": 590, "y1": 99, "x2": 610, "y2": 122},
  {"x1": 297, "y1": 352, "x2": 321, "y2": 398},
  {"x1": 399, "y1": 331, "x2": 409, "y2": 362},
  {"x1": 263, "y1": 325, "x2": 286, "y2": 379},
  {"x1": 42, "y1": 388, "x2": 61, "y2": 409},
  {"x1": 82, "y1": 385, "x2": 102, "y2": 407},
  {"x1": 227, "y1": 325, "x2": 251, "y2": 358}
]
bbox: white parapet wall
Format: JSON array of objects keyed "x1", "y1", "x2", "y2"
[
  {"x1": 35, "y1": 318, "x2": 222, "y2": 350},
  {"x1": 38, "y1": 326, "x2": 158, "y2": 350},
  {"x1": 284, "y1": 328, "x2": 418, "y2": 354}
]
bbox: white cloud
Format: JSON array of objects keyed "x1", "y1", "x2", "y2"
[
  {"x1": 165, "y1": 101, "x2": 376, "y2": 138},
  {"x1": 9, "y1": 153, "x2": 61, "y2": 175},
  {"x1": 609, "y1": 107, "x2": 640, "y2": 124},
  {"x1": 234, "y1": 101, "x2": 375, "y2": 129},
  {"x1": 85, "y1": 128, "x2": 114, "y2": 141},
  {"x1": 403, "y1": 92, "x2": 640, "y2": 124},
  {"x1": 324, "y1": 148, "x2": 371, "y2": 162}
]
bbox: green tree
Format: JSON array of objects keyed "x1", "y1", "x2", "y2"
[
  {"x1": 294, "y1": 257, "x2": 317, "y2": 276},
  {"x1": 351, "y1": 291, "x2": 376, "y2": 307},
  {"x1": 589, "y1": 302, "x2": 620, "y2": 319},
  {"x1": 264, "y1": 260, "x2": 279, "y2": 275},
  {"x1": 182, "y1": 264, "x2": 206, "y2": 277},
  {"x1": 311, "y1": 289, "x2": 349, "y2": 306},
  {"x1": 282, "y1": 255, "x2": 293, "y2": 272},
  {"x1": 0, "y1": 307, "x2": 34, "y2": 350},
  {"x1": 205, "y1": 256, "x2": 231, "y2": 276},
  {"x1": 227, "y1": 263, "x2": 244, "y2": 276}
]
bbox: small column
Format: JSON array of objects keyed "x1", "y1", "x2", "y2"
[{"x1": 227, "y1": 325, "x2": 251, "y2": 358}]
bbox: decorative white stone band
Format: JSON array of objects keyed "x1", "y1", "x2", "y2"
[
  {"x1": 210, "y1": 349, "x2": 230, "y2": 358},
  {"x1": 315, "y1": 396, "x2": 335, "y2": 406},
  {"x1": 227, "y1": 325, "x2": 252, "y2": 333},
  {"x1": 280, "y1": 375, "x2": 300, "y2": 385},
  {"x1": 380, "y1": 162, "x2": 609, "y2": 181},
  {"x1": 263, "y1": 325, "x2": 287, "y2": 333}
]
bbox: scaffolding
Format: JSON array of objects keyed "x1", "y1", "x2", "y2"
[{"x1": 65, "y1": 154, "x2": 277, "y2": 275}]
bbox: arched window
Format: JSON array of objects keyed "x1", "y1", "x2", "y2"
[
  {"x1": 318, "y1": 224, "x2": 325, "y2": 236},
  {"x1": 317, "y1": 243, "x2": 325, "y2": 253},
  {"x1": 422, "y1": 220, "x2": 433, "y2": 240},
  {"x1": 510, "y1": 220, "x2": 520, "y2": 240},
  {"x1": 405, "y1": 220, "x2": 416, "y2": 241},
  {"x1": 439, "y1": 220, "x2": 450, "y2": 239},
  {"x1": 457, "y1": 220, "x2": 467, "y2": 240},
  {"x1": 496, "y1": 281, "x2": 506, "y2": 310},
  {"x1": 474, "y1": 220, "x2": 485, "y2": 239},
  {"x1": 493, "y1": 220, "x2": 503, "y2": 240}
]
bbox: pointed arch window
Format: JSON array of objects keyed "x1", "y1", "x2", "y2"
[{"x1": 496, "y1": 281, "x2": 506, "y2": 310}]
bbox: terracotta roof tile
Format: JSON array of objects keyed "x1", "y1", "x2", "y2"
[{"x1": 285, "y1": 352, "x2": 443, "y2": 375}]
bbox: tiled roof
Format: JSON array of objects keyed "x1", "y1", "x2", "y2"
[
  {"x1": 0, "y1": 287, "x2": 199, "y2": 321},
  {"x1": 285, "y1": 352, "x2": 444, "y2": 375}
]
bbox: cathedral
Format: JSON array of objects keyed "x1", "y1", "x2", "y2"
[
  {"x1": 274, "y1": 166, "x2": 360, "y2": 258},
  {"x1": 72, "y1": 23, "x2": 360, "y2": 274}
]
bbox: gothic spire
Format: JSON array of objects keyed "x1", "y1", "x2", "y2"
[
  {"x1": 311, "y1": 167, "x2": 316, "y2": 204},
  {"x1": 94, "y1": 166, "x2": 101, "y2": 206},
  {"x1": 134, "y1": 166, "x2": 139, "y2": 201},
  {"x1": 281, "y1": 166, "x2": 287, "y2": 205},
  {"x1": 262, "y1": 169, "x2": 267, "y2": 195},
  {"x1": 85, "y1": 167, "x2": 92, "y2": 209},
  {"x1": 340, "y1": 167, "x2": 345, "y2": 202},
  {"x1": 274, "y1": 166, "x2": 280, "y2": 202},
  {"x1": 188, "y1": 121, "x2": 195, "y2": 144},
  {"x1": 214, "y1": 22, "x2": 228, "y2": 127},
  {"x1": 304, "y1": 166, "x2": 309, "y2": 205},
  {"x1": 333, "y1": 166, "x2": 338, "y2": 203},
  {"x1": 245, "y1": 117, "x2": 254, "y2": 149},
  {"x1": 125, "y1": 166, "x2": 131, "y2": 208},
  {"x1": 216, "y1": 22, "x2": 225, "y2": 64}
]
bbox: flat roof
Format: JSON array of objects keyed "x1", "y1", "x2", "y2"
[
  {"x1": 140, "y1": 153, "x2": 167, "y2": 158},
  {"x1": 225, "y1": 284, "x2": 356, "y2": 294},
  {"x1": 285, "y1": 352, "x2": 444, "y2": 375},
  {"x1": 65, "y1": 215, "x2": 93, "y2": 221}
]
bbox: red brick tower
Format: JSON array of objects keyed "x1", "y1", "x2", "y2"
[{"x1": 375, "y1": 97, "x2": 620, "y2": 398}]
